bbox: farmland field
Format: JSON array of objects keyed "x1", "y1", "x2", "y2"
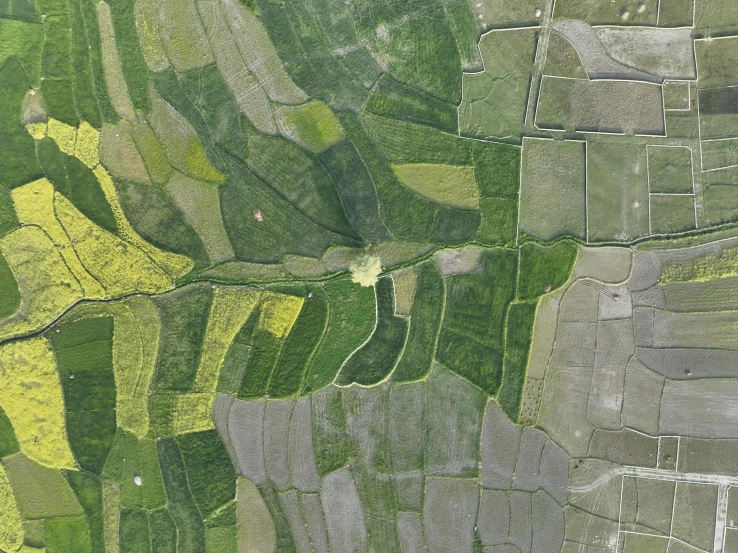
[{"x1": 2, "y1": 0, "x2": 738, "y2": 551}]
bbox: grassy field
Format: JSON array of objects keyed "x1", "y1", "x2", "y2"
[
  {"x1": 459, "y1": 28, "x2": 538, "y2": 140},
  {"x1": 587, "y1": 140, "x2": 650, "y2": 242},
  {"x1": 519, "y1": 138, "x2": 586, "y2": 241}
]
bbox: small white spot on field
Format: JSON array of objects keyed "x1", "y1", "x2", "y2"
[
  {"x1": 634, "y1": 201, "x2": 640, "y2": 208},
  {"x1": 134, "y1": 476, "x2": 142, "y2": 486}
]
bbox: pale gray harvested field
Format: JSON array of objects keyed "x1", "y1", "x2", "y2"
[
  {"x1": 508, "y1": 492, "x2": 532, "y2": 553},
  {"x1": 672, "y1": 482, "x2": 719, "y2": 552},
  {"x1": 569, "y1": 80, "x2": 665, "y2": 135},
  {"x1": 483, "y1": 546, "x2": 524, "y2": 553},
  {"x1": 425, "y1": 367, "x2": 485, "y2": 477},
  {"x1": 726, "y1": 528, "x2": 738, "y2": 553},
  {"x1": 300, "y1": 493, "x2": 330, "y2": 553},
  {"x1": 568, "y1": 459, "x2": 622, "y2": 521},
  {"x1": 628, "y1": 252, "x2": 662, "y2": 293},
  {"x1": 649, "y1": 310, "x2": 738, "y2": 349},
  {"x1": 532, "y1": 491, "x2": 565, "y2": 553},
  {"x1": 288, "y1": 397, "x2": 321, "y2": 493},
  {"x1": 397, "y1": 512, "x2": 427, "y2": 553},
  {"x1": 635, "y1": 477, "x2": 675, "y2": 535},
  {"x1": 237, "y1": 479, "x2": 276, "y2": 553},
  {"x1": 390, "y1": 382, "x2": 424, "y2": 474},
  {"x1": 552, "y1": 20, "x2": 656, "y2": 82},
  {"x1": 588, "y1": 429, "x2": 658, "y2": 467},
  {"x1": 559, "y1": 282, "x2": 600, "y2": 323},
  {"x1": 321, "y1": 468, "x2": 367, "y2": 553},
  {"x1": 563, "y1": 506, "x2": 619, "y2": 548},
  {"x1": 540, "y1": 439, "x2": 570, "y2": 506},
  {"x1": 539, "y1": 322, "x2": 597, "y2": 457},
  {"x1": 198, "y1": 0, "x2": 278, "y2": 135},
  {"x1": 636, "y1": 347, "x2": 738, "y2": 379},
  {"x1": 434, "y1": 246, "x2": 485, "y2": 276},
  {"x1": 228, "y1": 399, "x2": 266, "y2": 484},
  {"x1": 597, "y1": 285, "x2": 632, "y2": 321},
  {"x1": 678, "y1": 438, "x2": 738, "y2": 475},
  {"x1": 342, "y1": 385, "x2": 390, "y2": 470},
  {"x1": 264, "y1": 399, "x2": 296, "y2": 490},
  {"x1": 212, "y1": 394, "x2": 236, "y2": 466},
  {"x1": 513, "y1": 428, "x2": 548, "y2": 492},
  {"x1": 477, "y1": 490, "x2": 510, "y2": 547},
  {"x1": 219, "y1": 0, "x2": 307, "y2": 105},
  {"x1": 481, "y1": 401, "x2": 521, "y2": 489},
  {"x1": 631, "y1": 287, "x2": 666, "y2": 309},
  {"x1": 595, "y1": 27, "x2": 696, "y2": 80},
  {"x1": 633, "y1": 308, "x2": 654, "y2": 347},
  {"x1": 166, "y1": 174, "x2": 235, "y2": 264},
  {"x1": 100, "y1": 122, "x2": 150, "y2": 183},
  {"x1": 587, "y1": 319, "x2": 632, "y2": 431},
  {"x1": 280, "y1": 491, "x2": 313, "y2": 553},
  {"x1": 661, "y1": 380, "x2": 738, "y2": 438},
  {"x1": 620, "y1": 476, "x2": 638, "y2": 526},
  {"x1": 573, "y1": 247, "x2": 632, "y2": 284},
  {"x1": 395, "y1": 472, "x2": 425, "y2": 512},
  {"x1": 662, "y1": 277, "x2": 738, "y2": 312},
  {"x1": 621, "y1": 357, "x2": 664, "y2": 435},
  {"x1": 423, "y1": 478, "x2": 479, "y2": 553},
  {"x1": 525, "y1": 296, "x2": 560, "y2": 381}
]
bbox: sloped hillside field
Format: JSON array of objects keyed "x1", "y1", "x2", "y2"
[{"x1": 2, "y1": 0, "x2": 738, "y2": 551}]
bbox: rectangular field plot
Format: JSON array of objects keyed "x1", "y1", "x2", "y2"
[
  {"x1": 459, "y1": 28, "x2": 538, "y2": 140},
  {"x1": 647, "y1": 146, "x2": 694, "y2": 193},
  {"x1": 703, "y1": 182, "x2": 738, "y2": 225},
  {"x1": 587, "y1": 141, "x2": 650, "y2": 242},
  {"x1": 698, "y1": 88, "x2": 738, "y2": 139},
  {"x1": 694, "y1": 0, "x2": 738, "y2": 37},
  {"x1": 702, "y1": 139, "x2": 738, "y2": 171},
  {"x1": 696, "y1": 37, "x2": 738, "y2": 89},
  {"x1": 554, "y1": 0, "x2": 658, "y2": 25},
  {"x1": 536, "y1": 77, "x2": 665, "y2": 135},
  {"x1": 672, "y1": 482, "x2": 718, "y2": 552},
  {"x1": 663, "y1": 81, "x2": 691, "y2": 111},
  {"x1": 650, "y1": 194, "x2": 696, "y2": 234},
  {"x1": 519, "y1": 138, "x2": 586, "y2": 241},
  {"x1": 481, "y1": 0, "x2": 542, "y2": 27},
  {"x1": 658, "y1": 0, "x2": 694, "y2": 27},
  {"x1": 622, "y1": 533, "x2": 669, "y2": 553}
]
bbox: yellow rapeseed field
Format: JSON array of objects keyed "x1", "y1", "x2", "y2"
[
  {"x1": 259, "y1": 291, "x2": 304, "y2": 338},
  {"x1": 11, "y1": 179, "x2": 106, "y2": 299},
  {"x1": 112, "y1": 297, "x2": 160, "y2": 438},
  {"x1": 0, "y1": 338, "x2": 77, "y2": 469},
  {"x1": 54, "y1": 193, "x2": 172, "y2": 295},
  {"x1": 24, "y1": 122, "x2": 46, "y2": 140},
  {"x1": 194, "y1": 287, "x2": 260, "y2": 393},
  {"x1": 47, "y1": 118, "x2": 77, "y2": 155},
  {"x1": 0, "y1": 227, "x2": 84, "y2": 341},
  {"x1": 74, "y1": 121, "x2": 101, "y2": 168}
]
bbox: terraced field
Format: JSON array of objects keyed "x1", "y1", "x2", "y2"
[{"x1": 2, "y1": 0, "x2": 738, "y2": 551}]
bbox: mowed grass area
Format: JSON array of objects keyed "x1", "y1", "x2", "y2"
[
  {"x1": 695, "y1": 37, "x2": 738, "y2": 89},
  {"x1": 519, "y1": 138, "x2": 586, "y2": 241},
  {"x1": 459, "y1": 28, "x2": 538, "y2": 140}
]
